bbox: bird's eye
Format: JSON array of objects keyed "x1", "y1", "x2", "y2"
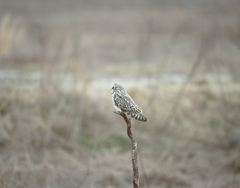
[{"x1": 112, "y1": 86, "x2": 114, "y2": 89}]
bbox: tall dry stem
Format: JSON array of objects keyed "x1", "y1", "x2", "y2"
[{"x1": 114, "y1": 111, "x2": 140, "y2": 188}]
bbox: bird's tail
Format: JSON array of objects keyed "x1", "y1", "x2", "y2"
[{"x1": 128, "y1": 112, "x2": 149, "y2": 122}]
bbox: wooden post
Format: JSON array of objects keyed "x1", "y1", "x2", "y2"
[{"x1": 114, "y1": 111, "x2": 139, "y2": 188}]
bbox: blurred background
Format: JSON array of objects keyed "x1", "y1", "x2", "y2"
[{"x1": 0, "y1": 0, "x2": 240, "y2": 187}]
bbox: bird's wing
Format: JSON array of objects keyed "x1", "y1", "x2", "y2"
[
  {"x1": 114, "y1": 94, "x2": 142, "y2": 113},
  {"x1": 114, "y1": 94, "x2": 129, "y2": 112},
  {"x1": 124, "y1": 93, "x2": 143, "y2": 113}
]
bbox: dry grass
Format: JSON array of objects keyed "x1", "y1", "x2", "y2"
[
  {"x1": 0, "y1": 74, "x2": 239, "y2": 188},
  {"x1": 0, "y1": 0, "x2": 240, "y2": 187}
]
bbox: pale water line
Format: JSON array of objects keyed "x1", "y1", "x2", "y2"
[{"x1": 0, "y1": 69, "x2": 186, "y2": 91}]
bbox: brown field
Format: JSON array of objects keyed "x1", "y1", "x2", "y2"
[{"x1": 0, "y1": 0, "x2": 240, "y2": 187}]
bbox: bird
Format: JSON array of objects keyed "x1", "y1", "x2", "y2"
[{"x1": 111, "y1": 83, "x2": 149, "y2": 122}]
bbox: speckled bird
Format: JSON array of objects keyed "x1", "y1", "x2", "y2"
[{"x1": 111, "y1": 83, "x2": 149, "y2": 122}]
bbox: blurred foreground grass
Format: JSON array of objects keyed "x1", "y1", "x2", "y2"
[{"x1": 0, "y1": 72, "x2": 240, "y2": 187}]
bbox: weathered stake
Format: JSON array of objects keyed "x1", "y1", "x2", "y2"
[{"x1": 114, "y1": 111, "x2": 139, "y2": 188}]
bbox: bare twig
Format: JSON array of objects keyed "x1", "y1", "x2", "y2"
[{"x1": 114, "y1": 111, "x2": 140, "y2": 188}]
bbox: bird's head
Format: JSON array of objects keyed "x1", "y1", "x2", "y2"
[{"x1": 111, "y1": 83, "x2": 125, "y2": 94}]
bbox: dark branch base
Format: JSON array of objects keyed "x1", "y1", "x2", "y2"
[{"x1": 114, "y1": 111, "x2": 139, "y2": 188}]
